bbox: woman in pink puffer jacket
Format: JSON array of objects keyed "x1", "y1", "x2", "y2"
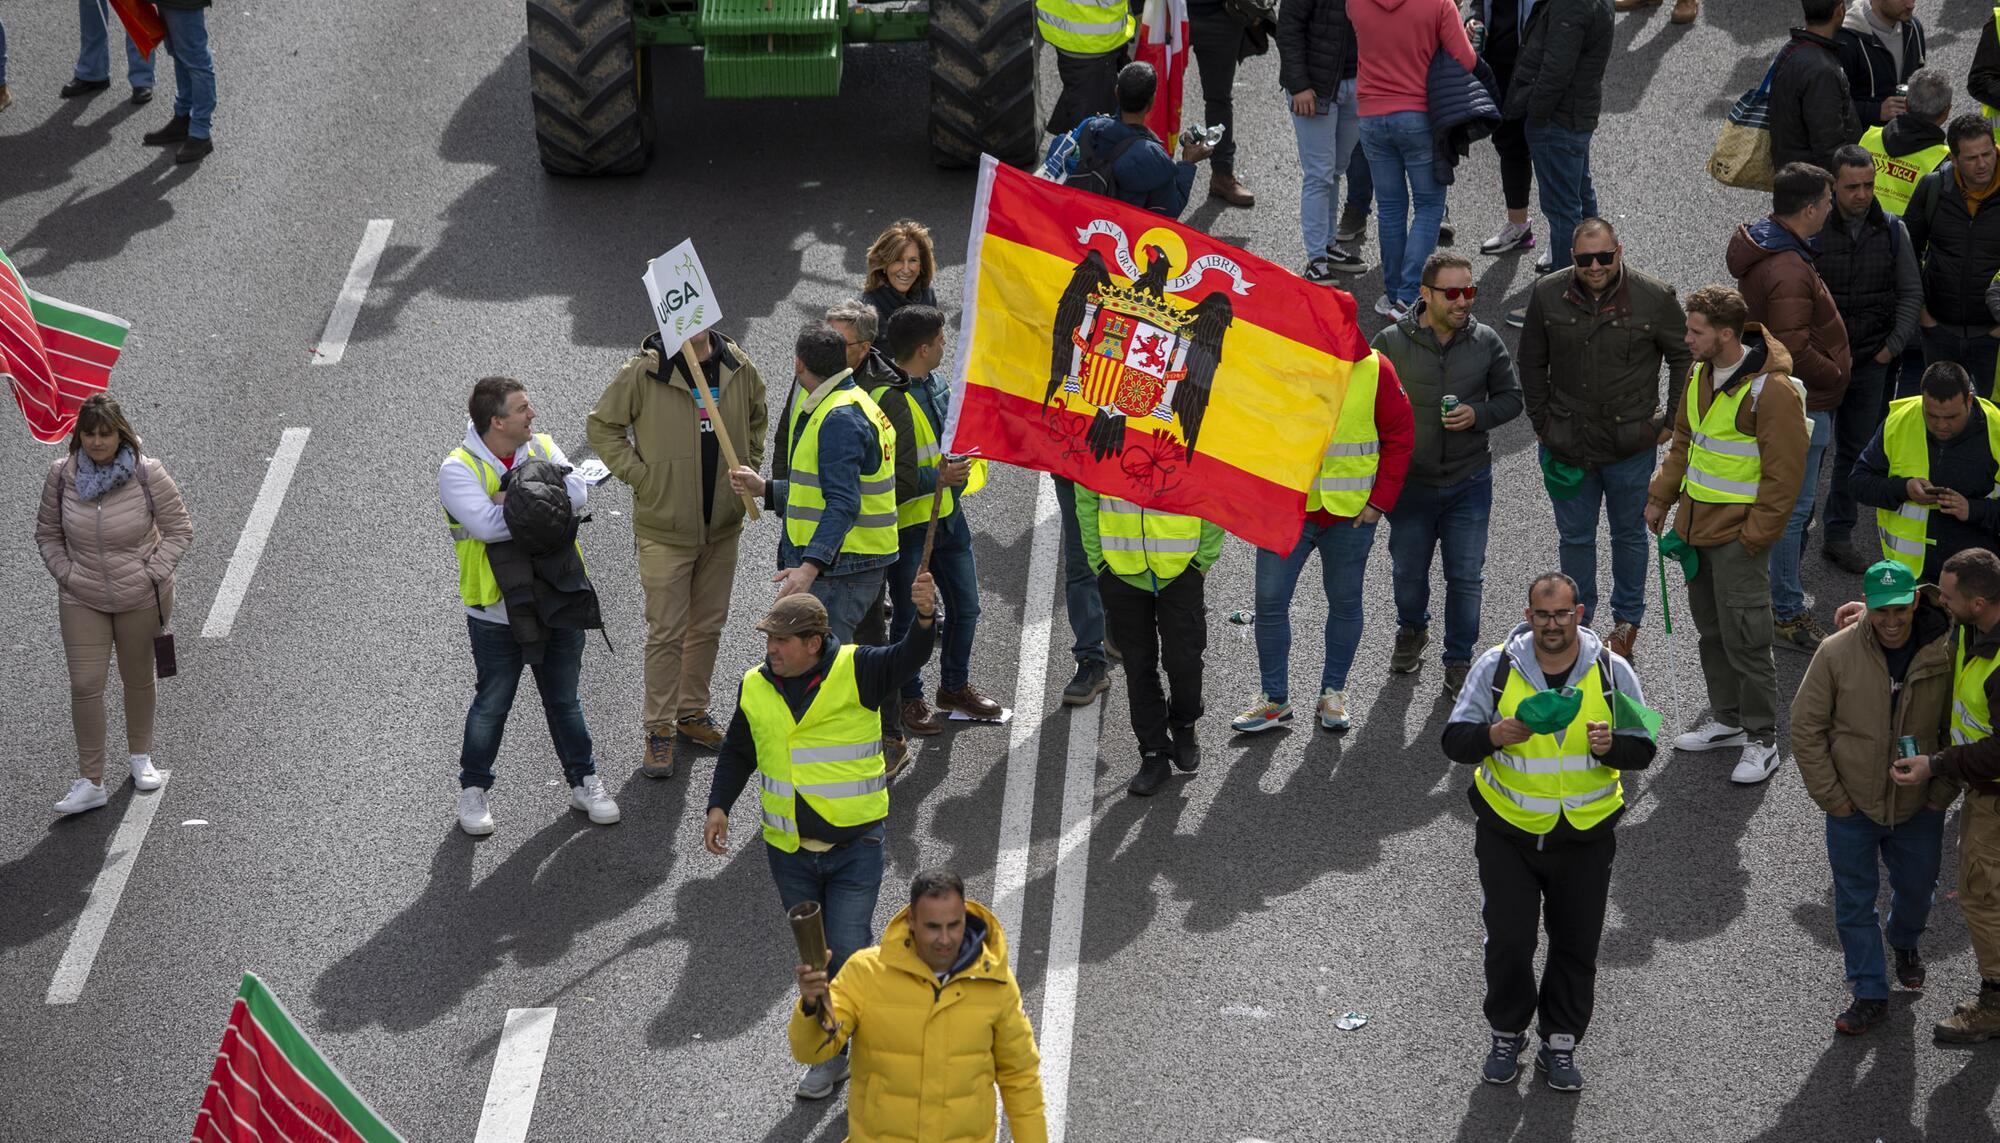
[{"x1": 34, "y1": 395, "x2": 194, "y2": 815}]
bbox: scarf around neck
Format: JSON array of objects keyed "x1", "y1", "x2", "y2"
[{"x1": 74, "y1": 446, "x2": 138, "y2": 501}]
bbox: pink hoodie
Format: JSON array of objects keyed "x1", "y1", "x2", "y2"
[{"x1": 1347, "y1": 0, "x2": 1478, "y2": 117}]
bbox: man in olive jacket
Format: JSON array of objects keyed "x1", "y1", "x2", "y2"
[
  {"x1": 1518, "y1": 218, "x2": 1690, "y2": 663},
  {"x1": 1790, "y1": 563, "x2": 1957, "y2": 1036},
  {"x1": 587, "y1": 329, "x2": 766, "y2": 779}
]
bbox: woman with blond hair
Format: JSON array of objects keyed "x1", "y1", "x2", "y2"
[
  {"x1": 35, "y1": 394, "x2": 193, "y2": 814},
  {"x1": 861, "y1": 219, "x2": 939, "y2": 327}
]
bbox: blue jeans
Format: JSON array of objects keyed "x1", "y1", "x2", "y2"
[
  {"x1": 1292, "y1": 80, "x2": 1362, "y2": 259},
  {"x1": 767, "y1": 823, "x2": 885, "y2": 977},
  {"x1": 1387, "y1": 468, "x2": 1494, "y2": 664},
  {"x1": 809, "y1": 567, "x2": 887, "y2": 644},
  {"x1": 1359, "y1": 110, "x2": 1445, "y2": 306},
  {"x1": 1826, "y1": 807, "x2": 1944, "y2": 1000},
  {"x1": 889, "y1": 508, "x2": 980, "y2": 698},
  {"x1": 1345, "y1": 144, "x2": 1373, "y2": 215},
  {"x1": 1522, "y1": 120, "x2": 1599, "y2": 272},
  {"x1": 73, "y1": 0, "x2": 153, "y2": 87},
  {"x1": 158, "y1": 7, "x2": 214, "y2": 138},
  {"x1": 1052, "y1": 476, "x2": 1108, "y2": 668},
  {"x1": 1770, "y1": 409, "x2": 1833, "y2": 621},
  {"x1": 459, "y1": 619, "x2": 596, "y2": 790},
  {"x1": 1547, "y1": 446, "x2": 1655, "y2": 628},
  {"x1": 1253, "y1": 517, "x2": 1377, "y2": 700}
]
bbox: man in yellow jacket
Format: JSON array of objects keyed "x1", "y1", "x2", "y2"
[{"x1": 791, "y1": 869, "x2": 1047, "y2": 1143}]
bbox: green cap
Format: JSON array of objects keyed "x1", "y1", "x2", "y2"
[
  {"x1": 1658, "y1": 528, "x2": 1698, "y2": 581},
  {"x1": 1863, "y1": 559, "x2": 1919, "y2": 609},
  {"x1": 1540, "y1": 452, "x2": 1587, "y2": 501},
  {"x1": 1516, "y1": 687, "x2": 1585, "y2": 735}
]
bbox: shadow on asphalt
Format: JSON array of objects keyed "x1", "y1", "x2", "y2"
[
  {"x1": 0, "y1": 784, "x2": 133, "y2": 951},
  {"x1": 311, "y1": 769, "x2": 690, "y2": 1037},
  {"x1": 1598, "y1": 746, "x2": 1763, "y2": 967},
  {"x1": 0, "y1": 90, "x2": 154, "y2": 214},
  {"x1": 6, "y1": 154, "x2": 197, "y2": 280},
  {"x1": 1450, "y1": 1077, "x2": 1579, "y2": 1143}
]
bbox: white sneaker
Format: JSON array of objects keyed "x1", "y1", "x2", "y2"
[
  {"x1": 1730, "y1": 741, "x2": 1782, "y2": 785},
  {"x1": 457, "y1": 787, "x2": 495, "y2": 836},
  {"x1": 1673, "y1": 720, "x2": 1750, "y2": 752},
  {"x1": 796, "y1": 1054, "x2": 850, "y2": 1100},
  {"x1": 55, "y1": 778, "x2": 108, "y2": 815},
  {"x1": 1480, "y1": 221, "x2": 1535, "y2": 254},
  {"x1": 1372, "y1": 295, "x2": 1409, "y2": 321},
  {"x1": 569, "y1": 774, "x2": 621, "y2": 825},
  {"x1": 1316, "y1": 687, "x2": 1351, "y2": 731},
  {"x1": 129, "y1": 754, "x2": 163, "y2": 791}
]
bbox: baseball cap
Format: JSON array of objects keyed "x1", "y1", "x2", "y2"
[
  {"x1": 1516, "y1": 687, "x2": 1585, "y2": 736},
  {"x1": 757, "y1": 593, "x2": 831, "y2": 638},
  {"x1": 1863, "y1": 560, "x2": 1918, "y2": 609}
]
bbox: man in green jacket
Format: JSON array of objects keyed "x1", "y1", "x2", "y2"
[
  {"x1": 1076, "y1": 488, "x2": 1224, "y2": 797},
  {"x1": 587, "y1": 329, "x2": 766, "y2": 778},
  {"x1": 139, "y1": 0, "x2": 215, "y2": 163}
]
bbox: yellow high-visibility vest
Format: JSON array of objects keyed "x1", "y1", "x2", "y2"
[
  {"x1": 784, "y1": 384, "x2": 899, "y2": 557},
  {"x1": 1035, "y1": 0, "x2": 1135, "y2": 56},
  {"x1": 1682, "y1": 363, "x2": 1767, "y2": 504},
  {"x1": 1860, "y1": 126, "x2": 1949, "y2": 218},
  {"x1": 1474, "y1": 651, "x2": 1625, "y2": 835},
  {"x1": 740, "y1": 645, "x2": 889, "y2": 853},
  {"x1": 1096, "y1": 496, "x2": 1203, "y2": 581},
  {"x1": 1878, "y1": 396, "x2": 2000, "y2": 574},
  {"x1": 444, "y1": 432, "x2": 556, "y2": 608},
  {"x1": 1306, "y1": 353, "x2": 1383, "y2": 517},
  {"x1": 1952, "y1": 625, "x2": 2000, "y2": 747}
]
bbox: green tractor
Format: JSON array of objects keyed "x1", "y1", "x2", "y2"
[{"x1": 525, "y1": 0, "x2": 1041, "y2": 175}]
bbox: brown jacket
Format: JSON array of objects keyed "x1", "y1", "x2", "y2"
[
  {"x1": 1725, "y1": 217, "x2": 1852, "y2": 411},
  {"x1": 36, "y1": 455, "x2": 194, "y2": 615},
  {"x1": 1647, "y1": 327, "x2": 1810, "y2": 553},
  {"x1": 1789, "y1": 590, "x2": 1959, "y2": 824}
]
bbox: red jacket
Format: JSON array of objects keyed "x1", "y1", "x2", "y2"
[
  {"x1": 1309, "y1": 352, "x2": 1414, "y2": 526},
  {"x1": 1347, "y1": 0, "x2": 1478, "y2": 117}
]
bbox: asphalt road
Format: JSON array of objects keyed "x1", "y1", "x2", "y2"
[{"x1": 2, "y1": 1, "x2": 1999, "y2": 1140}]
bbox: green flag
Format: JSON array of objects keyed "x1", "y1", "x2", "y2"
[{"x1": 1614, "y1": 691, "x2": 1663, "y2": 740}]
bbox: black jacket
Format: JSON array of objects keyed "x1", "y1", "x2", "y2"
[
  {"x1": 487, "y1": 540, "x2": 603, "y2": 660},
  {"x1": 1814, "y1": 198, "x2": 1909, "y2": 360},
  {"x1": 862, "y1": 283, "x2": 938, "y2": 328},
  {"x1": 1906, "y1": 162, "x2": 2000, "y2": 329},
  {"x1": 1835, "y1": 7, "x2": 1925, "y2": 131},
  {"x1": 1973, "y1": 11, "x2": 2000, "y2": 115},
  {"x1": 1502, "y1": 0, "x2": 1611, "y2": 134},
  {"x1": 1427, "y1": 52, "x2": 1502, "y2": 186},
  {"x1": 1850, "y1": 399, "x2": 2000, "y2": 586},
  {"x1": 1369, "y1": 314, "x2": 1521, "y2": 487},
  {"x1": 1519, "y1": 266, "x2": 1692, "y2": 468},
  {"x1": 1878, "y1": 112, "x2": 1947, "y2": 161},
  {"x1": 1768, "y1": 28, "x2": 1863, "y2": 174},
  {"x1": 1277, "y1": 0, "x2": 1356, "y2": 99}
]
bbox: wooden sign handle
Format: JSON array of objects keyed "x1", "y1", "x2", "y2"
[{"x1": 681, "y1": 339, "x2": 760, "y2": 521}]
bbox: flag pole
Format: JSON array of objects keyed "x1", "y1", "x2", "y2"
[
  {"x1": 680, "y1": 338, "x2": 760, "y2": 521},
  {"x1": 917, "y1": 475, "x2": 949, "y2": 575}
]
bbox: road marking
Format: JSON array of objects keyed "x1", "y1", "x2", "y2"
[
  {"x1": 473, "y1": 1007, "x2": 559, "y2": 1143},
  {"x1": 1039, "y1": 701, "x2": 1101, "y2": 1143},
  {"x1": 201, "y1": 428, "x2": 311, "y2": 639},
  {"x1": 46, "y1": 773, "x2": 171, "y2": 1005},
  {"x1": 310, "y1": 218, "x2": 393, "y2": 365},
  {"x1": 990, "y1": 476, "x2": 1061, "y2": 944}
]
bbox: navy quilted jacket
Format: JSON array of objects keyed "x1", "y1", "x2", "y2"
[{"x1": 1425, "y1": 51, "x2": 1501, "y2": 186}]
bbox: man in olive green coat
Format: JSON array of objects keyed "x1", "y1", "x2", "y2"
[{"x1": 587, "y1": 329, "x2": 766, "y2": 778}]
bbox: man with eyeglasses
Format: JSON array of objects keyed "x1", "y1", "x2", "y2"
[
  {"x1": 1375, "y1": 251, "x2": 1521, "y2": 699},
  {"x1": 1728, "y1": 162, "x2": 1852, "y2": 657},
  {"x1": 1646, "y1": 285, "x2": 1809, "y2": 785},
  {"x1": 1442, "y1": 571, "x2": 1654, "y2": 1092},
  {"x1": 1517, "y1": 217, "x2": 1691, "y2": 665}
]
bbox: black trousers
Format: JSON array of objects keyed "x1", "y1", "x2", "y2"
[
  {"x1": 1098, "y1": 569, "x2": 1207, "y2": 755},
  {"x1": 1484, "y1": 48, "x2": 1533, "y2": 213},
  {"x1": 1475, "y1": 816, "x2": 1616, "y2": 1043},
  {"x1": 1049, "y1": 47, "x2": 1126, "y2": 135},
  {"x1": 1186, "y1": 0, "x2": 1243, "y2": 175}
]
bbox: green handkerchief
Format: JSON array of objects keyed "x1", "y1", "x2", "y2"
[{"x1": 1613, "y1": 691, "x2": 1662, "y2": 740}]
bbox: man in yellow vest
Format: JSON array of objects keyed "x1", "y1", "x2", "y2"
[
  {"x1": 1443, "y1": 572, "x2": 1654, "y2": 1093},
  {"x1": 1887, "y1": 547, "x2": 2000, "y2": 1043},
  {"x1": 1859, "y1": 66, "x2": 1952, "y2": 218},
  {"x1": 1645, "y1": 286, "x2": 1808, "y2": 785},
  {"x1": 437, "y1": 376, "x2": 619, "y2": 836},
  {"x1": 1077, "y1": 486, "x2": 1224, "y2": 797},
  {"x1": 1850, "y1": 362, "x2": 2000, "y2": 585},
  {"x1": 1037, "y1": 0, "x2": 1135, "y2": 136},
  {"x1": 1230, "y1": 350, "x2": 1414, "y2": 736},
  {"x1": 702, "y1": 573, "x2": 938, "y2": 1098}
]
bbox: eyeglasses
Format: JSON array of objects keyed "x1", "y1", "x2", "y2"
[
  {"x1": 1529, "y1": 608, "x2": 1577, "y2": 625},
  {"x1": 1422, "y1": 284, "x2": 1478, "y2": 300},
  {"x1": 1573, "y1": 251, "x2": 1617, "y2": 268}
]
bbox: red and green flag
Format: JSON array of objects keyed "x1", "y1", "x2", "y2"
[
  {"x1": 0, "y1": 247, "x2": 132, "y2": 444},
  {"x1": 193, "y1": 973, "x2": 406, "y2": 1143}
]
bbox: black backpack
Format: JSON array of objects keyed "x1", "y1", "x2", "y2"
[{"x1": 1070, "y1": 119, "x2": 1154, "y2": 205}]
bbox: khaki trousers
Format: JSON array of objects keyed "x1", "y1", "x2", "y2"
[
  {"x1": 1685, "y1": 538, "x2": 1779, "y2": 742},
  {"x1": 637, "y1": 535, "x2": 738, "y2": 731},
  {"x1": 59, "y1": 598, "x2": 161, "y2": 782},
  {"x1": 1963, "y1": 791, "x2": 2000, "y2": 984}
]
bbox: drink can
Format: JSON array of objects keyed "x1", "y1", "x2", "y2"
[
  {"x1": 1227, "y1": 609, "x2": 1255, "y2": 625},
  {"x1": 1441, "y1": 395, "x2": 1460, "y2": 416},
  {"x1": 1896, "y1": 84, "x2": 1909, "y2": 97},
  {"x1": 1898, "y1": 735, "x2": 1919, "y2": 758}
]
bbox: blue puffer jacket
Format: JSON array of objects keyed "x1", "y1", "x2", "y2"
[{"x1": 1425, "y1": 51, "x2": 1501, "y2": 186}]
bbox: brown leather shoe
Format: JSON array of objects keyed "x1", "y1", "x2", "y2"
[
  {"x1": 641, "y1": 730, "x2": 676, "y2": 780},
  {"x1": 1608, "y1": 621, "x2": 1639, "y2": 664},
  {"x1": 884, "y1": 736, "x2": 912, "y2": 780},
  {"x1": 676, "y1": 711, "x2": 725, "y2": 749},
  {"x1": 1669, "y1": 0, "x2": 1697, "y2": 22},
  {"x1": 902, "y1": 697, "x2": 943, "y2": 736},
  {"x1": 1210, "y1": 172, "x2": 1255, "y2": 208},
  {"x1": 936, "y1": 683, "x2": 1005, "y2": 721}
]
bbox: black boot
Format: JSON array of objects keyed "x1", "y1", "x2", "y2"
[
  {"x1": 1169, "y1": 723, "x2": 1201, "y2": 772},
  {"x1": 143, "y1": 115, "x2": 190, "y2": 145},
  {"x1": 1127, "y1": 752, "x2": 1174, "y2": 797}
]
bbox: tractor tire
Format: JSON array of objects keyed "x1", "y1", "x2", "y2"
[
  {"x1": 527, "y1": 0, "x2": 656, "y2": 176},
  {"x1": 927, "y1": 0, "x2": 1038, "y2": 169}
]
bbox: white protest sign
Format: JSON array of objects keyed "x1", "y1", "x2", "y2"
[{"x1": 642, "y1": 239, "x2": 720, "y2": 345}]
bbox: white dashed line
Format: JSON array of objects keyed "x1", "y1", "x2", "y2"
[
  {"x1": 1039, "y1": 700, "x2": 1100, "y2": 1143},
  {"x1": 200, "y1": 428, "x2": 311, "y2": 638},
  {"x1": 990, "y1": 476, "x2": 1061, "y2": 944},
  {"x1": 310, "y1": 218, "x2": 393, "y2": 365},
  {"x1": 46, "y1": 772, "x2": 171, "y2": 1005},
  {"x1": 473, "y1": 1007, "x2": 559, "y2": 1143}
]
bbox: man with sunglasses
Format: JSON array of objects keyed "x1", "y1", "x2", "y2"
[
  {"x1": 1441, "y1": 571, "x2": 1654, "y2": 1092},
  {"x1": 1376, "y1": 252, "x2": 1521, "y2": 699},
  {"x1": 1518, "y1": 218, "x2": 1691, "y2": 664}
]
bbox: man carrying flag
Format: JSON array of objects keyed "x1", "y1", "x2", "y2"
[{"x1": 1, "y1": 248, "x2": 132, "y2": 443}]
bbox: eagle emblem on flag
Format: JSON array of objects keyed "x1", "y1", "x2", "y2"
[{"x1": 1043, "y1": 242, "x2": 1234, "y2": 466}]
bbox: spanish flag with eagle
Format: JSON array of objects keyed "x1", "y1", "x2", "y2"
[{"x1": 944, "y1": 156, "x2": 1383, "y2": 553}]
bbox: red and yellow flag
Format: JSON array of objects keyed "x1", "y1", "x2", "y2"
[
  {"x1": 110, "y1": 0, "x2": 167, "y2": 59},
  {"x1": 945, "y1": 158, "x2": 1373, "y2": 552}
]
